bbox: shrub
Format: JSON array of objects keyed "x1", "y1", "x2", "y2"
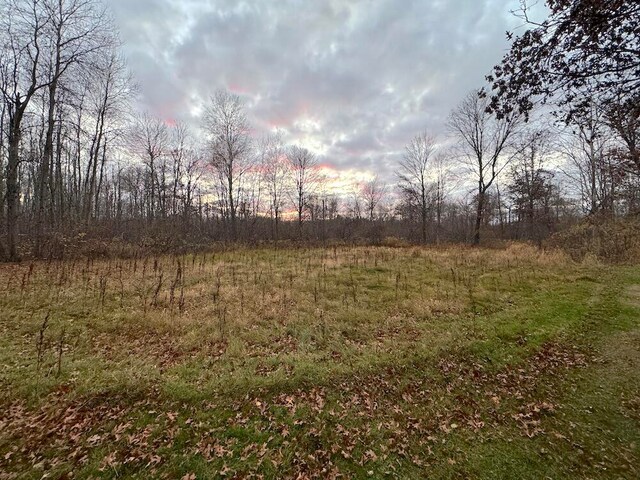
[{"x1": 547, "y1": 216, "x2": 640, "y2": 264}]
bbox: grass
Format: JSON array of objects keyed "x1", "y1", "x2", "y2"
[{"x1": 0, "y1": 243, "x2": 638, "y2": 478}]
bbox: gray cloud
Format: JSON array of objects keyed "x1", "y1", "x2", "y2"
[{"x1": 109, "y1": 0, "x2": 541, "y2": 182}]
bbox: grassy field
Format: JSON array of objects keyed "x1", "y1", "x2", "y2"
[{"x1": 0, "y1": 244, "x2": 638, "y2": 479}]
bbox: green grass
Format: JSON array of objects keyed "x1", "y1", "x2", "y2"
[{"x1": 0, "y1": 244, "x2": 638, "y2": 478}]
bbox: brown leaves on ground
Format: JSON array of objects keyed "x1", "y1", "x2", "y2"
[
  {"x1": 1, "y1": 389, "x2": 131, "y2": 475},
  {"x1": 0, "y1": 386, "x2": 195, "y2": 478},
  {"x1": 0, "y1": 341, "x2": 593, "y2": 478}
]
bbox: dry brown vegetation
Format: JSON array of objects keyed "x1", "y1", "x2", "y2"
[
  {"x1": 548, "y1": 216, "x2": 640, "y2": 263},
  {"x1": 0, "y1": 243, "x2": 639, "y2": 478}
]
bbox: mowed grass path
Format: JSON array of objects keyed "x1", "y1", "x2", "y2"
[{"x1": 0, "y1": 244, "x2": 638, "y2": 478}]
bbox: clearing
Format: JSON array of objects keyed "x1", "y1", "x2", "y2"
[{"x1": 0, "y1": 244, "x2": 638, "y2": 479}]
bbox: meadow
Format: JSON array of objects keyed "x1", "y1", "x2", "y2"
[{"x1": 0, "y1": 244, "x2": 639, "y2": 479}]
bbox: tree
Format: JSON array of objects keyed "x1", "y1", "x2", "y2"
[
  {"x1": 0, "y1": 0, "x2": 52, "y2": 260},
  {"x1": 0, "y1": 101, "x2": 6, "y2": 251},
  {"x1": 604, "y1": 97, "x2": 640, "y2": 214},
  {"x1": 397, "y1": 132, "x2": 436, "y2": 244},
  {"x1": 431, "y1": 153, "x2": 452, "y2": 243},
  {"x1": 0, "y1": 0, "x2": 122, "y2": 259},
  {"x1": 507, "y1": 129, "x2": 557, "y2": 242},
  {"x1": 179, "y1": 148, "x2": 203, "y2": 225},
  {"x1": 168, "y1": 122, "x2": 188, "y2": 217},
  {"x1": 487, "y1": 0, "x2": 640, "y2": 122},
  {"x1": 605, "y1": 94, "x2": 640, "y2": 178},
  {"x1": 448, "y1": 92, "x2": 522, "y2": 245},
  {"x1": 361, "y1": 175, "x2": 386, "y2": 221},
  {"x1": 167, "y1": 122, "x2": 204, "y2": 224},
  {"x1": 83, "y1": 50, "x2": 132, "y2": 223},
  {"x1": 558, "y1": 103, "x2": 617, "y2": 215},
  {"x1": 288, "y1": 145, "x2": 318, "y2": 238},
  {"x1": 129, "y1": 113, "x2": 168, "y2": 222},
  {"x1": 259, "y1": 132, "x2": 288, "y2": 241},
  {"x1": 34, "y1": 0, "x2": 111, "y2": 254},
  {"x1": 203, "y1": 90, "x2": 252, "y2": 242}
]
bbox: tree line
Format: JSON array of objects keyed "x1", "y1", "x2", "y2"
[{"x1": 1, "y1": 0, "x2": 638, "y2": 260}]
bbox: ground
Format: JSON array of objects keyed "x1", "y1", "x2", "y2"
[{"x1": 0, "y1": 244, "x2": 638, "y2": 479}]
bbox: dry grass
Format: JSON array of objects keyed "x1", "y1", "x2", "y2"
[
  {"x1": 1, "y1": 243, "x2": 638, "y2": 479},
  {"x1": 0, "y1": 244, "x2": 571, "y2": 399}
]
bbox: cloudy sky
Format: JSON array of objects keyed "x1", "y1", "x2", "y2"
[{"x1": 109, "y1": 0, "x2": 543, "y2": 185}]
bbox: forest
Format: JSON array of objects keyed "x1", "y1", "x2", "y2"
[{"x1": 0, "y1": 0, "x2": 638, "y2": 261}]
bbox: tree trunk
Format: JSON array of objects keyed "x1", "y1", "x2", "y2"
[
  {"x1": 0, "y1": 103, "x2": 7, "y2": 240},
  {"x1": 228, "y1": 175, "x2": 236, "y2": 242},
  {"x1": 474, "y1": 189, "x2": 484, "y2": 246},
  {"x1": 297, "y1": 192, "x2": 303, "y2": 239},
  {"x1": 35, "y1": 80, "x2": 58, "y2": 256},
  {"x1": 54, "y1": 110, "x2": 64, "y2": 225},
  {"x1": 421, "y1": 184, "x2": 427, "y2": 244},
  {"x1": 6, "y1": 121, "x2": 22, "y2": 261}
]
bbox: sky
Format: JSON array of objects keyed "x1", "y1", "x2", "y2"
[{"x1": 108, "y1": 0, "x2": 544, "y2": 187}]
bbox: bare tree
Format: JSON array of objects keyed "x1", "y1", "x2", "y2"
[
  {"x1": 0, "y1": 0, "x2": 53, "y2": 260},
  {"x1": 288, "y1": 145, "x2": 318, "y2": 238},
  {"x1": 558, "y1": 104, "x2": 615, "y2": 215},
  {"x1": 508, "y1": 129, "x2": 557, "y2": 242},
  {"x1": 168, "y1": 122, "x2": 188, "y2": 217},
  {"x1": 180, "y1": 149, "x2": 203, "y2": 225},
  {"x1": 361, "y1": 175, "x2": 386, "y2": 221},
  {"x1": 432, "y1": 153, "x2": 453, "y2": 243},
  {"x1": 203, "y1": 90, "x2": 252, "y2": 241},
  {"x1": 306, "y1": 172, "x2": 330, "y2": 241},
  {"x1": 448, "y1": 92, "x2": 522, "y2": 245},
  {"x1": 83, "y1": 50, "x2": 132, "y2": 223},
  {"x1": 259, "y1": 131, "x2": 288, "y2": 241},
  {"x1": 398, "y1": 132, "x2": 436, "y2": 244},
  {"x1": 129, "y1": 113, "x2": 168, "y2": 222},
  {"x1": 349, "y1": 190, "x2": 363, "y2": 220},
  {"x1": 34, "y1": 0, "x2": 112, "y2": 254}
]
